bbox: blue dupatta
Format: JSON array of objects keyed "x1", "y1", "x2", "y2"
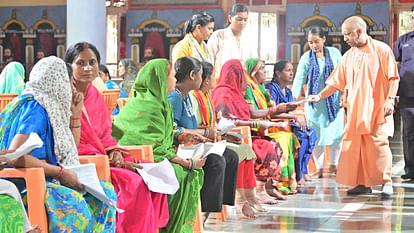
[{"x1": 308, "y1": 47, "x2": 338, "y2": 122}]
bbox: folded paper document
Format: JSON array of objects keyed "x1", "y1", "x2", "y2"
[
  {"x1": 176, "y1": 140, "x2": 227, "y2": 159},
  {"x1": 136, "y1": 159, "x2": 179, "y2": 195}
]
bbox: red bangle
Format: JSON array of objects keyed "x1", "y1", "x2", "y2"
[
  {"x1": 70, "y1": 116, "x2": 81, "y2": 121},
  {"x1": 53, "y1": 166, "x2": 64, "y2": 179}
]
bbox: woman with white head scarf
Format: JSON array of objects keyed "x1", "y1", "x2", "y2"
[{"x1": 0, "y1": 56, "x2": 117, "y2": 232}]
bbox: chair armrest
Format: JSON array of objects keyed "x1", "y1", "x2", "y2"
[
  {"x1": 0, "y1": 168, "x2": 48, "y2": 233},
  {"x1": 79, "y1": 155, "x2": 111, "y2": 182},
  {"x1": 123, "y1": 145, "x2": 154, "y2": 162}
]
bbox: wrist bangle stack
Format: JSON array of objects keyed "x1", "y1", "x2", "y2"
[
  {"x1": 53, "y1": 165, "x2": 64, "y2": 179},
  {"x1": 186, "y1": 158, "x2": 194, "y2": 171}
]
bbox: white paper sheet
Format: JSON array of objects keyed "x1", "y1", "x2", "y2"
[
  {"x1": 176, "y1": 140, "x2": 227, "y2": 159},
  {"x1": 1, "y1": 133, "x2": 43, "y2": 163},
  {"x1": 66, "y1": 163, "x2": 124, "y2": 213},
  {"x1": 136, "y1": 159, "x2": 179, "y2": 195},
  {"x1": 217, "y1": 118, "x2": 235, "y2": 136}
]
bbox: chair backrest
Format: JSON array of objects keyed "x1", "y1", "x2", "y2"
[
  {"x1": 0, "y1": 168, "x2": 48, "y2": 233},
  {"x1": 230, "y1": 126, "x2": 252, "y2": 147},
  {"x1": 116, "y1": 97, "x2": 129, "y2": 111},
  {"x1": 0, "y1": 93, "x2": 18, "y2": 112},
  {"x1": 101, "y1": 90, "x2": 121, "y2": 113},
  {"x1": 123, "y1": 145, "x2": 154, "y2": 162},
  {"x1": 79, "y1": 155, "x2": 111, "y2": 182}
]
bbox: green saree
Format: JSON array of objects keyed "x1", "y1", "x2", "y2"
[
  {"x1": 112, "y1": 59, "x2": 204, "y2": 233},
  {"x1": 0, "y1": 195, "x2": 25, "y2": 233}
]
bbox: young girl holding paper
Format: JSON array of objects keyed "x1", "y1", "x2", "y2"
[{"x1": 168, "y1": 56, "x2": 239, "y2": 223}]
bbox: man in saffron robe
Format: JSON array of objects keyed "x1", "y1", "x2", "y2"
[{"x1": 308, "y1": 16, "x2": 399, "y2": 195}]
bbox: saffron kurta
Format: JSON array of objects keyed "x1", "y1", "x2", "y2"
[{"x1": 326, "y1": 36, "x2": 399, "y2": 186}]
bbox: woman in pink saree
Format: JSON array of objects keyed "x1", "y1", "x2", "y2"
[{"x1": 66, "y1": 42, "x2": 169, "y2": 233}]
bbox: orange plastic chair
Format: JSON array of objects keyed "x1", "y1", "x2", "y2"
[
  {"x1": 102, "y1": 90, "x2": 121, "y2": 113},
  {"x1": 116, "y1": 98, "x2": 129, "y2": 111},
  {"x1": 124, "y1": 145, "x2": 204, "y2": 233},
  {"x1": 0, "y1": 168, "x2": 48, "y2": 233},
  {"x1": 0, "y1": 93, "x2": 18, "y2": 112},
  {"x1": 79, "y1": 155, "x2": 111, "y2": 182}
]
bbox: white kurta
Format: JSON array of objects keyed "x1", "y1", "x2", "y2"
[{"x1": 207, "y1": 26, "x2": 258, "y2": 81}]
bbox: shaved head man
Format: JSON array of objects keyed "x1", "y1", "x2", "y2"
[{"x1": 308, "y1": 16, "x2": 400, "y2": 196}]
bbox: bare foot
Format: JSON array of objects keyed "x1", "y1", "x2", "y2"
[
  {"x1": 28, "y1": 226, "x2": 41, "y2": 233},
  {"x1": 247, "y1": 196, "x2": 267, "y2": 212},
  {"x1": 310, "y1": 169, "x2": 323, "y2": 178},
  {"x1": 266, "y1": 188, "x2": 288, "y2": 200},
  {"x1": 265, "y1": 181, "x2": 288, "y2": 200},
  {"x1": 256, "y1": 191, "x2": 278, "y2": 204},
  {"x1": 236, "y1": 202, "x2": 256, "y2": 219},
  {"x1": 297, "y1": 178, "x2": 306, "y2": 186},
  {"x1": 303, "y1": 173, "x2": 313, "y2": 181}
]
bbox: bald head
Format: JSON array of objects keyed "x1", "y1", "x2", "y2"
[
  {"x1": 342, "y1": 16, "x2": 368, "y2": 48},
  {"x1": 343, "y1": 16, "x2": 367, "y2": 34}
]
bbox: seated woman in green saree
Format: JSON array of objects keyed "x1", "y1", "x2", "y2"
[{"x1": 112, "y1": 59, "x2": 205, "y2": 233}]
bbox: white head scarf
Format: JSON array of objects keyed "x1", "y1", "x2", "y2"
[{"x1": 23, "y1": 56, "x2": 79, "y2": 166}]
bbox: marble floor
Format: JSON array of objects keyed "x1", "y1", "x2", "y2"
[{"x1": 204, "y1": 132, "x2": 414, "y2": 233}]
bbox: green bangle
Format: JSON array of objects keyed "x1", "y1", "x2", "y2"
[{"x1": 190, "y1": 158, "x2": 194, "y2": 171}]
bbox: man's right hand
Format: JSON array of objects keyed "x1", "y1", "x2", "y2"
[{"x1": 307, "y1": 95, "x2": 321, "y2": 103}]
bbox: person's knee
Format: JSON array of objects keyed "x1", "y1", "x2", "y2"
[{"x1": 224, "y1": 149, "x2": 239, "y2": 165}]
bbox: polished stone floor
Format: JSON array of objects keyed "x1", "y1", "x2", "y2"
[{"x1": 204, "y1": 131, "x2": 414, "y2": 233}]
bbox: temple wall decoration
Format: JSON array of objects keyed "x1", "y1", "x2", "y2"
[
  {"x1": 286, "y1": 1, "x2": 389, "y2": 65},
  {"x1": 0, "y1": 6, "x2": 66, "y2": 69},
  {"x1": 126, "y1": 8, "x2": 224, "y2": 63}
]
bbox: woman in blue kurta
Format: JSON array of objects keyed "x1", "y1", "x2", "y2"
[
  {"x1": 291, "y1": 26, "x2": 345, "y2": 177},
  {"x1": 100, "y1": 64, "x2": 128, "y2": 115},
  {"x1": 266, "y1": 60, "x2": 317, "y2": 184},
  {"x1": 0, "y1": 56, "x2": 116, "y2": 232}
]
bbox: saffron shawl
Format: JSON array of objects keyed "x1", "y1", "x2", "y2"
[{"x1": 212, "y1": 59, "x2": 250, "y2": 121}]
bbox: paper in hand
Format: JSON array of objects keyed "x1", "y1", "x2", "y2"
[
  {"x1": 2, "y1": 133, "x2": 43, "y2": 161},
  {"x1": 176, "y1": 140, "x2": 227, "y2": 159},
  {"x1": 136, "y1": 159, "x2": 179, "y2": 195},
  {"x1": 66, "y1": 163, "x2": 124, "y2": 213},
  {"x1": 217, "y1": 118, "x2": 235, "y2": 136}
]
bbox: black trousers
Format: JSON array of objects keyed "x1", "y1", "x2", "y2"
[
  {"x1": 200, "y1": 148, "x2": 238, "y2": 212},
  {"x1": 400, "y1": 101, "x2": 414, "y2": 177}
]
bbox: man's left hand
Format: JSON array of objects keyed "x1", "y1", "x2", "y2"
[{"x1": 384, "y1": 101, "x2": 395, "y2": 117}]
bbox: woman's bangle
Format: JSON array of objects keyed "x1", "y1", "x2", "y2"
[
  {"x1": 70, "y1": 116, "x2": 81, "y2": 121},
  {"x1": 70, "y1": 124, "x2": 81, "y2": 128},
  {"x1": 53, "y1": 165, "x2": 64, "y2": 179},
  {"x1": 190, "y1": 158, "x2": 194, "y2": 171},
  {"x1": 204, "y1": 128, "x2": 208, "y2": 137}
]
